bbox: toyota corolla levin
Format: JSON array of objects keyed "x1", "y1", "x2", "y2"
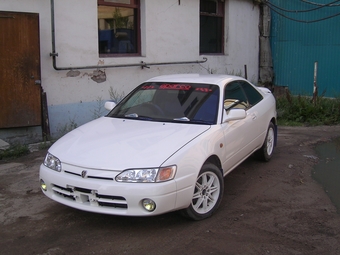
[{"x1": 40, "y1": 74, "x2": 277, "y2": 220}]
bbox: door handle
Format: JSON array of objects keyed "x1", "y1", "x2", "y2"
[{"x1": 35, "y1": 80, "x2": 41, "y2": 85}]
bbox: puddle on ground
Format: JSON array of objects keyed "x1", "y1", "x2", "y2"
[{"x1": 312, "y1": 137, "x2": 340, "y2": 213}]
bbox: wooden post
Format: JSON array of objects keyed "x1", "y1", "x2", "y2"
[
  {"x1": 41, "y1": 91, "x2": 51, "y2": 140},
  {"x1": 313, "y1": 62, "x2": 318, "y2": 105},
  {"x1": 244, "y1": 65, "x2": 248, "y2": 80}
]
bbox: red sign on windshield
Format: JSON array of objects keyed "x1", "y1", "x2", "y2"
[
  {"x1": 160, "y1": 84, "x2": 191, "y2": 90},
  {"x1": 141, "y1": 85, "x2": 155, "y2": 90},
  {"x1": 195, "y1": 88, "x2": 212, "y2": 92},
  {"x1": 141, "y1": 83, "x2": 213, "y2": 93}
]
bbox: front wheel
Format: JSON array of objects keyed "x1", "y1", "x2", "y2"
[
  {"x1": 181, "y1": 163, "x2": 224, "y2": 220},
  {"x1": 255, "y1": 122, "x2": 275, "y2": 161}
]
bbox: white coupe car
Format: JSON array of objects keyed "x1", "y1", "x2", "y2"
[{"x1": 40, "y1": 74, "x2": 277, "y2": 220}]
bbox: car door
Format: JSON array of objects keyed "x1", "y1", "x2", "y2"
[
  {"x1": 220, "y1": 81, "x2": 261, "y2": 174},
  {"x1": 239, "y1": 81, "x2": 267, "y2": 144}
]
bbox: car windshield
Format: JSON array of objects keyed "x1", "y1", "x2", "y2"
[{"x1": 108, "y1": 82, "x2": 220, "y2": 124}]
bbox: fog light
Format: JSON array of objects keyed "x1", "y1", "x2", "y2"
[
  {"x1": 142, "y1": 199, "x2": 156, "y2": 212},
  {"x1": 40, "y1": 179, "x2": 47, "y2": 191}
]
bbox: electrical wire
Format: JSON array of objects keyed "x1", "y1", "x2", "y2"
[
  {"x1": 267, "y1": 5, "x2": 340, "y2": 23},
  {"x1": 265, "y1": 0, "x2": 340, "y2": 13},
  {"x1": 301, "y1": 0, "x2": 340, "y2": 7},
  {"x1": 265, "y1": 0, "x2": 340, "y2": 23}
]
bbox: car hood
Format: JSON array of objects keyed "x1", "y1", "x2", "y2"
[{"x1": 49, "y1": 117, "x2": 210, "y2": 170}]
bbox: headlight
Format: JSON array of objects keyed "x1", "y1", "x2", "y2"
[
  {"x1": 116, "y1": 165, "x2": 176, "y2": 183},
  {"x1": 43, "y1": 152, "x2": 62, "y2": 172}
]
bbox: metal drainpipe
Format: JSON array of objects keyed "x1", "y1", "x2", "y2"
[{"x1": 49, "y1": 0, "x2": 207, "y2": 71}]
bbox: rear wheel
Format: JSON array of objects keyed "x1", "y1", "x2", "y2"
[
  {"x1": 255, "y1": 122, "x2": 275, "y2": 161},
  {"x1": 181, "y1": 163, "x2": 224, "y2": 220}
]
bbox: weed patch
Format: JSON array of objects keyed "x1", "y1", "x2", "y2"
[
  {"x1": 276, "y1": 92, "x2": 340, "y2": 126},
  {"x1": 0, "y1": 145, "x2": 30, "y2": 160}
]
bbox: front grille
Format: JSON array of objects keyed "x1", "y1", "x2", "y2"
[
  {"x1": 64, "y1": 170, "x2": 114, "y2": 181},
  {"x1": 53, "y1": 185, "x2": 75, "y2": 200},
  {"x1": 88, "y1": 176, "x2": 114, "y2": 181},
  {"x1": 51, "y1": 184, "x2": 127, "y2": 209},
  {"x1": 64, "y1": 170, "x2": 81, "y2": 177},
  {"x1": 96, "y1": 194, "x2": 127, "y2": 208},
  {"x1": 96, "y1": 194, "x2": 125, "y2": 200},
  {"x1": 98, "y1": 201, "x2": 127, "y2": 208},
  {"x1": 75, "y1": 187, "x2": 91, "y2": 194}
]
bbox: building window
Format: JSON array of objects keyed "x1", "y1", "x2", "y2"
[
  {"x1": 200, "y1": 0, "x2": 224, "y2": 54},
  {"x1": 98, "y1": 0, "x2": 140, "y2": 56}
]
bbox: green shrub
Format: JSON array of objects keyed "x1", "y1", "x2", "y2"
[
  {"x1": 276, "y1": 92, "x2": 340, "y2": 126},
  {"x1": 0, "y1": 145, "x2": 30, "y2": 160}
]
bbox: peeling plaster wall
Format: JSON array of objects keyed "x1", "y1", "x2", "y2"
[
  {"x1": 1, "y1": 0, "x2": 259, "y2": 140},
  {"x1": 226, "y1": 0, "x2": 260, "y2": 81}
]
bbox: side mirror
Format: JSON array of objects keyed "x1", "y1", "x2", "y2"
[
  {"x1": 223, "y1": 108, "x2": 246, "y2": 122},
  {"x1": 104, "y1": 101, "x2": 117, "y2": 111}
]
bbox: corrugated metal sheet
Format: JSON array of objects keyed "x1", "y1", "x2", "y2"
[{"x1": 270, "y1": 0, "x2": 340, "y2": 97}]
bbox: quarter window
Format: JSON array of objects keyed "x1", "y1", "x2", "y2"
[
  {"x1": 224, "y1": 81, "x2": 264, "y2": 110},
  {"x1": 200, "y1": 0, "x2": 224, "y2": 54},
  {"x1": 98, "y1": 0, "x2": 140, "y2": 56},
  {"x1": 240, "y1": 81, "x2": 263, "y2": 106}
]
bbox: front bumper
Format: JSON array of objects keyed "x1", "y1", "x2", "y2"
[{"x1": 39, "y1": 163, "x2": 181, "y2": 216}]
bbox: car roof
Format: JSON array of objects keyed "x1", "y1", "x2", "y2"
[{"x1": 146, "y1": 73, "x2": 246, "y2": 87}]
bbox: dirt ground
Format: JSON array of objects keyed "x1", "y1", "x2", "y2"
[{"x1": 1, "y1": 125, "x2": 340, "y2": 255}]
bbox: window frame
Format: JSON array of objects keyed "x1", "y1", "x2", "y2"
[
  {"x1": 199, "y1": 0, "x2": 225, "y2": 55},
  {"x1": 98, "y1": 0, "x2": 141, "y2": 57},
  {"x1": 98, "y1": 0, "x2": 139, "y2": 8}
]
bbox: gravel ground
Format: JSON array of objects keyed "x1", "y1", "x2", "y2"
[{"x1": 0, "y1": 125, "x2": 340, "y2": 255}]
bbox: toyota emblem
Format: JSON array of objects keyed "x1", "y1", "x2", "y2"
[{"x1": 81, "y1": 170, "x2": 87, "y2": 178}]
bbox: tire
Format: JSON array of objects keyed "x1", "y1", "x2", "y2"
[
  {"x1": 181, "y1": 163, "x2": 224, "y2": 220},
  {"x1": 255, "y1": 122, "x2": 275, "y2": 162}
]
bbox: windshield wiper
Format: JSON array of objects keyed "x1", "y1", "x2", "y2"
[
  {"x1": 125, "y1": 113, "x2": 139, "y2": 118},
  {"x1": 124, "y1": 113, "x2": 154, "y2": 121},
  {"x1": 173, "y1": 117, "x2": 211, "y2": 124},
  {"x1": 173, "y1": 117, "x2": 190, "y2": 122},
  {"x1": 188, "y1": 119, "x2": 212, "y2": 125}
]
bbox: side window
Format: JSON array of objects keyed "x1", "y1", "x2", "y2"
[
  {"x1": 240, "y1": 81, "x2": 263, "y2": 106},
  {"x1": 224, "y1": 82, "x2": 249, "y2": 109},
  {"x1": 200, "y1": 0, "x2": 224, "y2": 54},
  {"x1": 98, "y1": 0, "x2": 140, "y2": 56}
]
